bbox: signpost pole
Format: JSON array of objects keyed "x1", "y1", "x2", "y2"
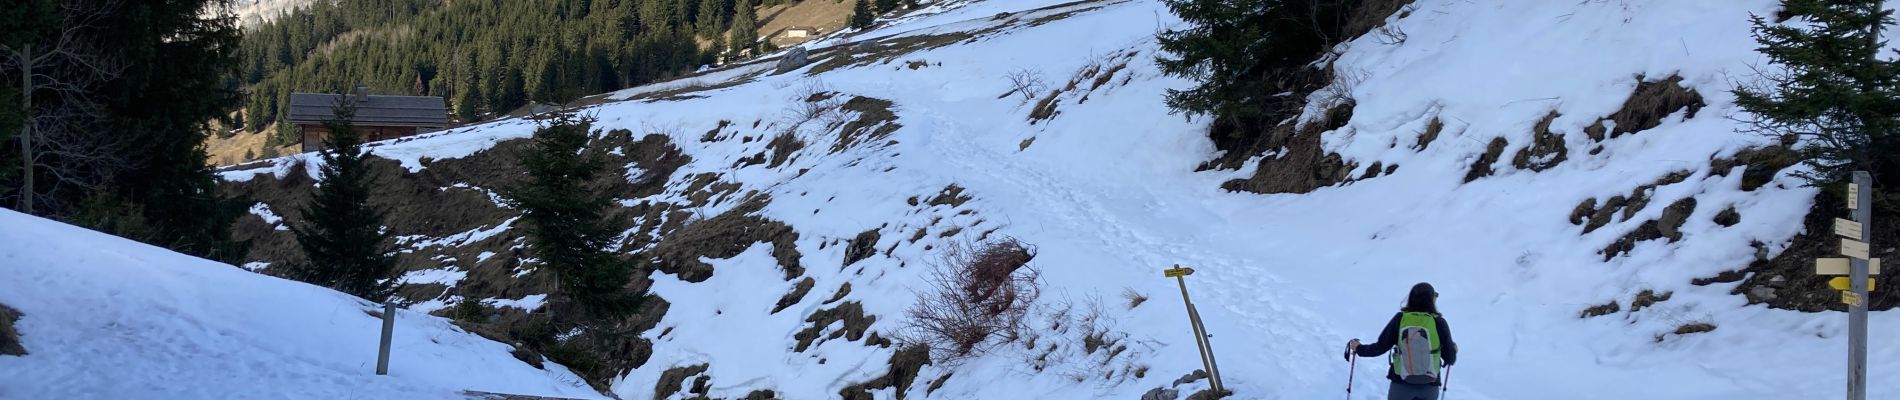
[
  {"x1": 1849, "y1": 171, "x2": 1871, "y2": 400},
  {"x1": 1167, "y1": 265, "x2": 1224, "y2": 394}
]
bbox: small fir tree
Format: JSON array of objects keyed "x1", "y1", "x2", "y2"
[
  {"x1": 288, "y1": 101, "x2": 398, "y2": 301},
  {"x1": 504, "y1": 113, "x2": 641, "y2": 319}
]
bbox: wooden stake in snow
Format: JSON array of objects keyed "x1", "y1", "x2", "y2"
[{"x1": 377, "y1": 301, "x2": 394, "y2": 375}]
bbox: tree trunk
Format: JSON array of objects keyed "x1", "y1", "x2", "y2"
[{"x1": 18, "y1": 46, "x2": 32, "y2": 215}]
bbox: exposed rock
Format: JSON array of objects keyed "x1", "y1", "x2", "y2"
[
  {"x1": 776, "y1": 46, "x2": 812, "y2": 74},
  {"x1": 1172, "y1": 370, "x2": 1209, "y2": 387},
  {"x1": 654, "y1": 364, "x2": 710, "y2": 400},
  {"x1": 1141, "y1": 387, "x2": 1180, "y2": 400}
]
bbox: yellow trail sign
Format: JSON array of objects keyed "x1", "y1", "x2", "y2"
[
  {"x1": 1845, "y1": 291, "x2": 1864, "y2": 307},
  {"x1": 1818, "y1": 258, "x2": 1882, "y2": 275},
  {"x1": 1831, "y1": 277, "x2": 1879, "y2": 292},
  {"x1": 1164, "y1": 266, "x2": 1196, "y2": 278}
]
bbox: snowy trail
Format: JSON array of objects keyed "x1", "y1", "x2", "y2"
[{"x1": 197, "y1": 0, "x2": 1900, "y2": 398}]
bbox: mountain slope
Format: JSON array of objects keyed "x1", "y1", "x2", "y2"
[
  {"x1": 212, "y1": 0, "x2": 1900, "y2": 399},
  {"x1": 0, "y1": 209, "x2": 603, "y2": 399}
]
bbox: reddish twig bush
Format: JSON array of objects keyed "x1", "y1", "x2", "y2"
[{"x1": 902, "y1": 238, "x2": 1042, "y2": 362}]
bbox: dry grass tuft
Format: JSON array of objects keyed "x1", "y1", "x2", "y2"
[{"x1": 1584, "y1": 75, "x2": 1706, "y2": 141}]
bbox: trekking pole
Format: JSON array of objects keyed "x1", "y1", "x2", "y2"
[
  {"x1": 1345, "y1": 354, "x2": 1356, "y2": 399},
  {"x1": 1441, "y1": 365, "x2": 1451, "y2": 399}
]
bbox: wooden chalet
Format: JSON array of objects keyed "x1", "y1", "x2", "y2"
[{"x1": 288, "y1": 87, "x2": 449, "y2": 153}]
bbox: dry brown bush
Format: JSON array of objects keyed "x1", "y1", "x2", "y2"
[{"x1": 902, "y1": 238, "x2": 1042, "y2": 362}]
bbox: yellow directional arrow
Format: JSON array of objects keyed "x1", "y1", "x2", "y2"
[
  {"x1": 1831, "y1": 277, "x2": 1878, "y2": 292},
  {"x1": 1845, "y1": 291, "x2": 1864, "y2": 306},
  {"x1": 1164, "y1": 266, "x2": 1196, "y2": 278}
]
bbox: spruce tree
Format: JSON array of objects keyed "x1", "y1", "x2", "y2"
[
  {"x1": 1155, "y1": 0, "x2": 1357, "y2": 150},
  {"x1": 454, "y1": 72, "x2": 484, "y2": 122},
  {"x1": 289, "y1": 102, "x2": 398, "y2": 302},
  {"x1": 89, "y1": 0, "x2": 249, "y2": 262},
  {"x1": 1733, "y1": 0, "x2": 1900, "y2": 186},
  {"x1": 503, "y1": 113, "x2": 639, "y2": 319},
  {"x1": 729, "y1": 0, "x2": 758, "y2": 57},
  {"x1": 876, "y1": 0, "x2": 900, "y2": 14},
  {"x1": 851, "y1": 0, "x2": 875, "y2": 29},
  {"x1": 695, "y1": 0, "x2": 725, "y2": 37}
]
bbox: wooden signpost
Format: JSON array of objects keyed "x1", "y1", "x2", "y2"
[
  {"x1": 1165, "y1": 265, "x2": 1224, "y2": 394},
  {"x1": 1815, "y1": 171, "x2": 1874, "y2": 400}
]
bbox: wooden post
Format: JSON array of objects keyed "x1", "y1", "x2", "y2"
[
  {"x1": 1166, "y1": 265, "x2": 1224, "y2": 394},
  {"x1": 1848, "y1": 171, "x2": 1872, "y2": 400},
  {"x1": 377, "y1": 301, "x2": 394, "y2": 375}
]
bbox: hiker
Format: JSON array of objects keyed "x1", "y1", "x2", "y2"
[{"x1": 1344, "y1": 282, "x2": 1457, "y2": 400}]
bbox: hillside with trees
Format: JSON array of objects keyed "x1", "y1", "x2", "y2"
[{"x1": 237, "y1": 0, "x2": 764, "y2": 148}]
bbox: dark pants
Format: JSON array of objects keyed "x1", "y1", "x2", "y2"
[{"x1": 1387, "y1": 381, "x2": 1439, "y2": 400}]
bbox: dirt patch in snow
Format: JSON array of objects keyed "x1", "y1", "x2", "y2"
[
  {"x1": 833, "y1": 96, "x2": 902, "y2": 152},
  {"x1": 648, "y1": 195, "x2": 804, "y2": 282},
  {"x1": 654, "y1": 363, "x2": 710, "y2": 400},
  {"x1": 1583, "y1": 75, "x2": 1706, "y2": 141},
  {"x1": 837, "y1": 345, "x2": 931, "y2": 400},
  {"x1": 1511, "y1": 111, "x2": 1568, "y2": 172},
  {"x1": 0, "y1": 303, "x2": 23, "y2": 356},
  {"x1": 1462, "y1": 137, "x2": 1509, "y2": 183},
  {"x1": 773, "y1": 277, "x2": 817, "y2": 314},
  {"x1": 1220, "y1": 101, "x2": 1360, "y2": 194},
  {"x1": 793, "y1": 301, "x2": 879, "y2": 352}
]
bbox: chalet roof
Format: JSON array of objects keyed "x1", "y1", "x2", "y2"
[{"x1": 286, "y1": 92, "x2": 449, "y2": 127}]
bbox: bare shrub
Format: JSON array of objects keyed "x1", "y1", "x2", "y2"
[
  {"x1": 1003, "y1": 67, "x2": 1049, "y2": 103},
  {"x1": 784, "y1": 78, "x2": 844, "y2": 127},
  {"x1": 1121, "y1": 288, "x2": 1148, "y2": 309},
  {"x1": 902, "y1": 238, "x2": 1042, "y2": 362}
]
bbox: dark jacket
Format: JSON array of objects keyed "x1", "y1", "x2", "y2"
[{"x1": 1353, "y1": 312, "x2": 1457, "y2": 385}]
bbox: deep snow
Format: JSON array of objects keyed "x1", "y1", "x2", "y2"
[{"x1": 0, "y1": 209, "x2": 604, "y2": 399}]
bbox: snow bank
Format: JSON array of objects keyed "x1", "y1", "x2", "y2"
[{"x1": 0, "y1": 209, "x2": 603, "y2": 399}]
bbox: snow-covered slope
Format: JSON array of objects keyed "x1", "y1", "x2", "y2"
[
  {"x1": 0, "y1": 209, "x2": 603, "y2": 399},
  {"x1": 210, "y1": 0, "x2": 1900, "y2": 399}
]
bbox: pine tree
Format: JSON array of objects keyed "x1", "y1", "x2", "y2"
[
  {"x1": 1733, "y1": 0, "x2": 1900, "y2": 186},
  {"x1": 876, "y1": 0, "x2": 900, "y2": 13},
  {"x1": 503, "y1": 113, "x2": 640, "y2": 318},
  {"x1": 289, "y1": 103, "x2": 398, "y2": 301},
  {"x1": 1155, "y1": 0, "x2": 1357, "y2": 150},
  {"x1": 729, "y1": 0, "x2": 758, "y2": 57},
  {"x1": 851, "y1": 0, "x2": 875, "y2": 29},
  {"x1": 695, "y1": 0, "x2": 725, "y2": 37},
  {"x1": 90, "y1": 0, "x2": 249, "y2": 262},
  {"x1": 454, "y1": 73, "x2": 483, "y2": 122}
]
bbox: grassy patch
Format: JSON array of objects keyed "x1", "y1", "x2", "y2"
[
  {"x1": 1463, "y1": 137, "x2": 1509, "y2": 182},
  {"x1": 833, "y1": 96, "x2": 903, "y2": 152},
  {"x1": 0, "y1": 303, "x2": 23, "y2": 356},
  {"x1": 1511, "y1": 111, "x2": 1568, "y2": 172},
  {"x1": 1584, "y1": 75, "x2": 1706, "y2": 141}
]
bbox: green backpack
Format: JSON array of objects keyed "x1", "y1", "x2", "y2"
[{"x1": 1390, "y1": 312, "x2": 1443, "y2": 384}]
